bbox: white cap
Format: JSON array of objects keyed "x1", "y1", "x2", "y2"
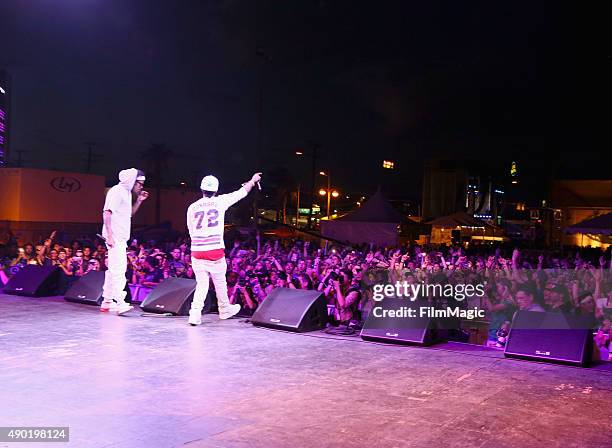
[{"x1": 200, "y1": 175, "x2": 219, "y2": 192}]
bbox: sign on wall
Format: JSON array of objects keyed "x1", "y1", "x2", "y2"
[{"x1": 0, "y1": 168, "x2": 106, "y2": 223}]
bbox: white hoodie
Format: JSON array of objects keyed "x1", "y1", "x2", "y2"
[{"x1": 101, "y1": 168, "x2": 139, "y2": 242}]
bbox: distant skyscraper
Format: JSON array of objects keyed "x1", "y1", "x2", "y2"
[
  {"x1": 422, "y1": 158, "x2": 505, "y2": 222},
  {"x1": 422, "y1": 159, "x2": 469, "y2": 221},
  {"x1": 0, "y1": 69, "x2": 10, "y2": 167},
  {"x1": 510, "y1": 160, "x2": 518, "y2": 184}
]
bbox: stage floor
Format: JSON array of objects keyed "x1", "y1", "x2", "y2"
[{"x1": 1, "y1": 294, "x2": 611, "y2": 448}]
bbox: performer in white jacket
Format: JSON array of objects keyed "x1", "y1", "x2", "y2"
[
  {"x1": 186, "y1": 172, "x2": 262, "y2": 325},
  {"x1": 100, "y1": 168, "x2": 149, "y2": 315}
]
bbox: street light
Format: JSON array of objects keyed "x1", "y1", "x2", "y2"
[
  {"x1": 318, "y1": 189, "x2": 340, "y2": 218},
  {"x1": 319, "y1": 171, "x2": 339, "y2": 220}
]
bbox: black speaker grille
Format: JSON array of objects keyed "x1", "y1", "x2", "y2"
[
  {"x1": 251, "y1": 288, "x2": 328, "y2": 332},
  {"x1": 504, "y1": 311, "x2": 593, "y2": 366},
  {"x1": 360, "y1": 298, "x2": 437, "y2": 346},
  {"x1": 3, "y1": 265, "x2": 60, "y2": 297},
  {"x1": 140, "y1": 277, "x2": 197, "y2": 315}
]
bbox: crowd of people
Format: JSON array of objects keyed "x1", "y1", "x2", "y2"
[{"x1": 1, "y1": 231, "x2": 611, "y2": 358}]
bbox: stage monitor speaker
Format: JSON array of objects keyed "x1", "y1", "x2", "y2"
[
  {"x1": 3, "y1": 265, "x2": 61, "y2": 297},
  {"x1": 251, "y1": 287, "x2": 328, "y2": 332},
  {"x1": 140, "y1": 277, "x2": 197, "y2": 316},
  {"x1": 64, "y1": 271, "x2": 132, "y2": 305},
  {"x1": 360, "y1": 298, "x2": 448, "y2": 346},
  {"x1": 504, "y1": 310, "x2": 593, "y2": 367}
]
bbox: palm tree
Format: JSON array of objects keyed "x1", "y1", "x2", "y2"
[
  {"x1": 268, "y1": 165, "x2": 295, "y2": 224},
  {"x1": 141, "y1": 143, "x2": 174, "y2": 224}
]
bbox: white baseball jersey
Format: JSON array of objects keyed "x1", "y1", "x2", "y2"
[{"x1": 187, "y1": 187, "x2": 248, "y2": 252}]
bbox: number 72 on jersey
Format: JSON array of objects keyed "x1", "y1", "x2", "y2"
[{"x1": 194, "y1": 209, "x2": 219, "y2": 229}]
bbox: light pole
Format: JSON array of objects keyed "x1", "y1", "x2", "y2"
[
  {"x1": 318, "y1": 171, "x2": 339, "y2": 220},
  {"x1": 254, "y1": 48, "x2": 271, "y2": 230},
  {"x1": 295, "y1": 184, "x2": 301, "y2": 227},
  {"x1": 295, "y1": 141, "x2": 320, "y2": 228}
]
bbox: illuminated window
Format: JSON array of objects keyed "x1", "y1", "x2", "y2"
[{"x1": 382, "y1": 160, "x2": 395, "y2": 169}]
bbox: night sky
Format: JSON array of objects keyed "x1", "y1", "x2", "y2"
[{"x1": 1, "y1": 1, "x2": 609, "y2": 202}]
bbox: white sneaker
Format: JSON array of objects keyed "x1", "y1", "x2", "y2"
[
  {"x1": 115, "y1": 303, "x2": 134, "y2": 315},
  {"x1": 219, "y1": 304, "x2": 241, "y2": 320},
  {"x1": 99, "y1": 301, "x2": 117, "y2": 313},
  {"x1": 188, "y1": 310, "x2": 202, "y2": 326}
]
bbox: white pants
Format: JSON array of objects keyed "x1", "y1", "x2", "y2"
[
  {"x1": 102, "y1": 241, "x2": 127, "y2": 305},
  {"x1": 190, "y1": 256, "x2": 231, "y2": 313}
]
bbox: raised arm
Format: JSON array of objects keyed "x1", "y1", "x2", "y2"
[
  {"x1": 40, "y1": 231, "x2": 55, "y2": 259},
  {"x1": 241, "y1": 172, "x2": 262, "y2": 194},
  {"x1": 132, "y1": 190, "x2": 149, "y2": 217},
  {"x1": 221, "y1": 173, "x2": 263, "y2": 209}
]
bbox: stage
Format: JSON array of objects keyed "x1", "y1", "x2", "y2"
[{"x1": 1, "y1": 293, "x2": 610, "y2": 448}]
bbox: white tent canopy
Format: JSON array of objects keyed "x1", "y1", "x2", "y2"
[
  {"x1": 564, "y1": 212, "x2": 612, "y2": 236},
  {"x1": 320, "y1": 190, "x2": 403, "y2": 246}
]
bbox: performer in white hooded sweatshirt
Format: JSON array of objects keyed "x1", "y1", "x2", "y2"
[
  {"x1": 100, "y1": 168, "x2": 149, "y2": 315},
  {"x1": 186, "y1": 172, "x2": 262, "y2": 325}
]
